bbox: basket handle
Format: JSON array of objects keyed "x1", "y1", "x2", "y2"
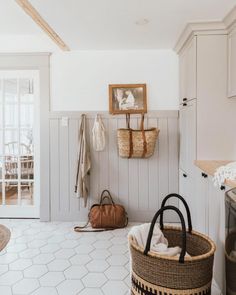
[
  {"x1": 143, "y1": 205, "x2": 187, "y2": 263},
  {"x1": 160, "y1": 194, "x2": 192, "y2": 233},
  {"x1": 125, "y1": 113, "x2": 145, "y2": 130},
  {"x1": 126, "y1": 114, "x2": 131, "y2": 129},
  {"x1": 99, "y1": 190, "x2": 115, "y2": 205}
]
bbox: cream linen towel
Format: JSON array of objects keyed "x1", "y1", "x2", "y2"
[
  {"x1": 75, "y1": 114, "x2": 91, "y2": 207},
  {"x1": 92, "y1": 114, "x2": 106, "y2": 151},
  {"x1": 128, "y1": 223, "x2": 185, "y2": 257}
]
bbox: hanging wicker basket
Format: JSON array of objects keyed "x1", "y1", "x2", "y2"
[
  {"x1": 129, "y1": 194, "x2": 216, "y2": 295},
  {"x1": 117, "y1": 114, "x2": 159, "y2": 158}
]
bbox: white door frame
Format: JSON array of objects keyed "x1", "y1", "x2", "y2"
[{"x1": 0, "y1": 53, "x2": 50, "y2": 221}]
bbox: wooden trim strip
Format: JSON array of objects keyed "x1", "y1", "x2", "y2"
[{"x1": 15, "y1": 0, "x2": 70, "y2": 51}]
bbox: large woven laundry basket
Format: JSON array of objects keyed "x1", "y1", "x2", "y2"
[
  {"x1": 225, "y1": 230, "x2": 236, "y2": 294},
  {"x1": 129, "y1": 194, "x2": 216, "y2": 295},
  {"x1": 117, "y1": 114, "x2": 159, "y2": 158}
]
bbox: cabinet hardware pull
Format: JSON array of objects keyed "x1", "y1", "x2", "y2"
[
  {"x1": 220, "y1": 185, "x2": 226, "y2": 191},
  {"x1": 183, "y1": 173, "x2": 187, "y2": 178},
  {"x1": 183, "y1": 103, "x2": 187, "y2": 106},
  {"x1": 201, "y1": 172, "x2": 205, "y2": 177},
  {"x1": 183, "y1": 98, "x2": 187, "y2": 101},
  {"x1": 204, "y1": 174, "x2": 208, "y2": 178}
]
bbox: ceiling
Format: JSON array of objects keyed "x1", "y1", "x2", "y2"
[
  {"x1": 1, "y1": 0, "x2": 236, "y2": 51},
  {"x1": 0, "y1": 0, "x2": 57, "y2": 51}
]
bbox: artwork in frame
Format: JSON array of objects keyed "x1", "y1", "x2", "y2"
[{"x1": 109, "y1": 84, "x2": 147, "y2": 114}]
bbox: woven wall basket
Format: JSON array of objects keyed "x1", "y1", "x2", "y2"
[
  {"x1": 225, "y1": 230, "x2": 236, "y2": 294},
  {"x1": 117, "y1": 114, "x2": 159, "y2": 158},
  {"x1": 129, "y1": 195, "x2": 216, "y2": 295}
]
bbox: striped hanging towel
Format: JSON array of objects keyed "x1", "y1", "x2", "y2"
[{"x1": 75, "y1": 114, "x2": 91, "y2": 207}]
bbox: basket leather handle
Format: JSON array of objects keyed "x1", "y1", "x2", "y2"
[
  {"x1": 140, "y1": 113, "x2": 147, "y2": 158},
  {"x1": 160, "y1": 194, "x2": 192, "y2": 233},
  {"x1": 126, "y1": 113, "x2": 145, "y2": 130},
  {"x1": 140, "y1": 113, "x2": 145, "y2": 131},
  {"x1": 126, "y1": 113, "x2": 131, "y2": 129},
  {"x1": 100, "y1": 190, "x2": 115, "y2": 205},
  {"x1": 144, "y1": 205, "x2": 187, "y2": 263},
  {"x1": 125, "y1": 113, "x2": 147, "y2": 158}
]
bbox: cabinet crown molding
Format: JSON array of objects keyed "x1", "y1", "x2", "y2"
[
  {"x1": 175, "y1": 5, "x2": 236, "y2": 53},
  {"x1": 224, "y1": 5, "x2": 236, "y2": 32}
]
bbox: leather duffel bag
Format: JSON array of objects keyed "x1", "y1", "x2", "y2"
[{"x1": 74, "y1": 190, "x2": 128, "y2": 232}]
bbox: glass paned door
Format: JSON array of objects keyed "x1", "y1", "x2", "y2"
[{"x1": 0, "y1": 71, "x2": 39, "y2": 218}]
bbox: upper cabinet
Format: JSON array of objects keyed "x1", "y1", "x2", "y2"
[
  {"x1": 228, "y1": 26, "x2": 236, "y2": 98},
  {"x1": 179, "y1": 36, "x2": 197, "y2": 105},
  {"x1": 178, "y1": 32, "x2": 236, "y2": 162}
]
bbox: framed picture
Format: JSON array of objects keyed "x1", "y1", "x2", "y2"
[{"x1": 109, "y1": 84, "x2": 147, "y2": 114}]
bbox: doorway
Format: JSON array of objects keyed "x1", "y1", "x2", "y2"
[{"x1": 0, "y1": 70, "x2": 40, "y2": 218}]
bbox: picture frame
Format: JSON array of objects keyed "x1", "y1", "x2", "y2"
[{"x1": 109, "y1": 84, "x2": 147, "y2": 114}]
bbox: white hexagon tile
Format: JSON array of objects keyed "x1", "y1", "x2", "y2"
[
  {"x1": 0, "y1": 220, "x2": 222, "y2": 295},
  {"x1": 0, "y1": 219, "x2": 132, "y2": 295}
]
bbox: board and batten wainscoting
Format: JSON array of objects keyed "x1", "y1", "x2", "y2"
[{"x1": 49, "y1": 111, "x2": 179, "y2": 222}]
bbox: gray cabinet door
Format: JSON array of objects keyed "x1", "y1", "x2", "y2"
[{"x1": 179, "y1": 100, "x2": 197, "y2": 175}]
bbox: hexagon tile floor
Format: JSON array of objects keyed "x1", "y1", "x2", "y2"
[
  {"x1": 0, "y1": 219, "x2": 132, "y2": 295},
  {"x1": 0, "y1": 219, "x2": 222, "y2": 295}
]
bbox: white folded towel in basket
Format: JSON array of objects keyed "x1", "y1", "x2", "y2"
[{"x1": 128, "y1": 223, "x2": 187, "y2": 257}]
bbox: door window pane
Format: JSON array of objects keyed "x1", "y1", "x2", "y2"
[
  {"x1": 20, "y1": 155, "x2": 34, "y2": 180},
  {"x1": 20, "y1": 79, "x2": 34, "y2": 103},
  {"x1": 5, "y1": 103, "x2": 18, "y2": 128},
  {"x1": 0, "y1": 103, "x2": 3, "y2": 128},
  {"x1": 4, "y1": 79, "x2": 17, "y2": 103},
  {"x1": 20, "y1": 130, "x2": 33, "y2": 155},
  {"x1": 5, "y1": 156, "x2": 18, "y2": 180},
  {"x1": 5, "y1": 130, "x2": 18, "y2": 155},
  {"x1": 0, "y1": 157, "x2": 3, "y2": 179},
  {"x1": 20, "y1": 182, "x2": 33, "y2": 205},
  {"x1": 0, "y1": 131, "x2": 3, "y2": 155},
  {"x1": 5, "y1": 182, "x2": 18, "y2": 205},
  {"x1": 20, "y1": 104, "x2": 33, "y2": 128},
  {"x1": 0, "y1": 80, "x2": 2, "y2": 103},
  {"x1": 0, "y1": 182, "x2": 3, "y2": 205}
]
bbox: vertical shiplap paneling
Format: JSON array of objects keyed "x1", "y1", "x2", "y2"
[
  {"x1": 59, "y1": 120, "x2": 70, "y2": 218},
  {"x1": 128, "y1": 117, "x2": 139, "y2": 212},
  {"x1": 49, "y1": 111, "x2": 179, "y2": 222},
  {"x1": 68, "y1": 119, "x2": 80, "y2": 217},
  {"x1": 117, "y1": 117, "x2": 129, "y2": 208},
  {"x1": 158, "y1": 118, "x2": 171, "y2": 221},
  {"x1": 138, "y1": 116, "x2": 149, "y2": 211},
  {"x1": 108, "y1": 118, "x2": 119, "y2": 201},
  {"x1": 148, "y1": 118, "x2": 159, "y2": 210},
  {"x1": 49, "y1": 119, "x2": 60, "y2": 220}
]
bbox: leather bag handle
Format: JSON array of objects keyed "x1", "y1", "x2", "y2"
[
  {"x1": 100, "y1": 190, "x2": 115, "y2": 205},
  {"x1": 143, "y1": 205, "x2": 187, "y2": 263},
  {"x1": 160, "y1": 194, "x2": 192, "y2": 233}
]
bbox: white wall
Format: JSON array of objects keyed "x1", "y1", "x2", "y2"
[{"x1": 50, "y1": 50, "x2": 179, "y2": 111}]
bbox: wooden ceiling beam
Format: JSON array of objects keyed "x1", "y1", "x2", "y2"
[{"x1": 15, "y1": 0, "x2": 70, "y2": 51}]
